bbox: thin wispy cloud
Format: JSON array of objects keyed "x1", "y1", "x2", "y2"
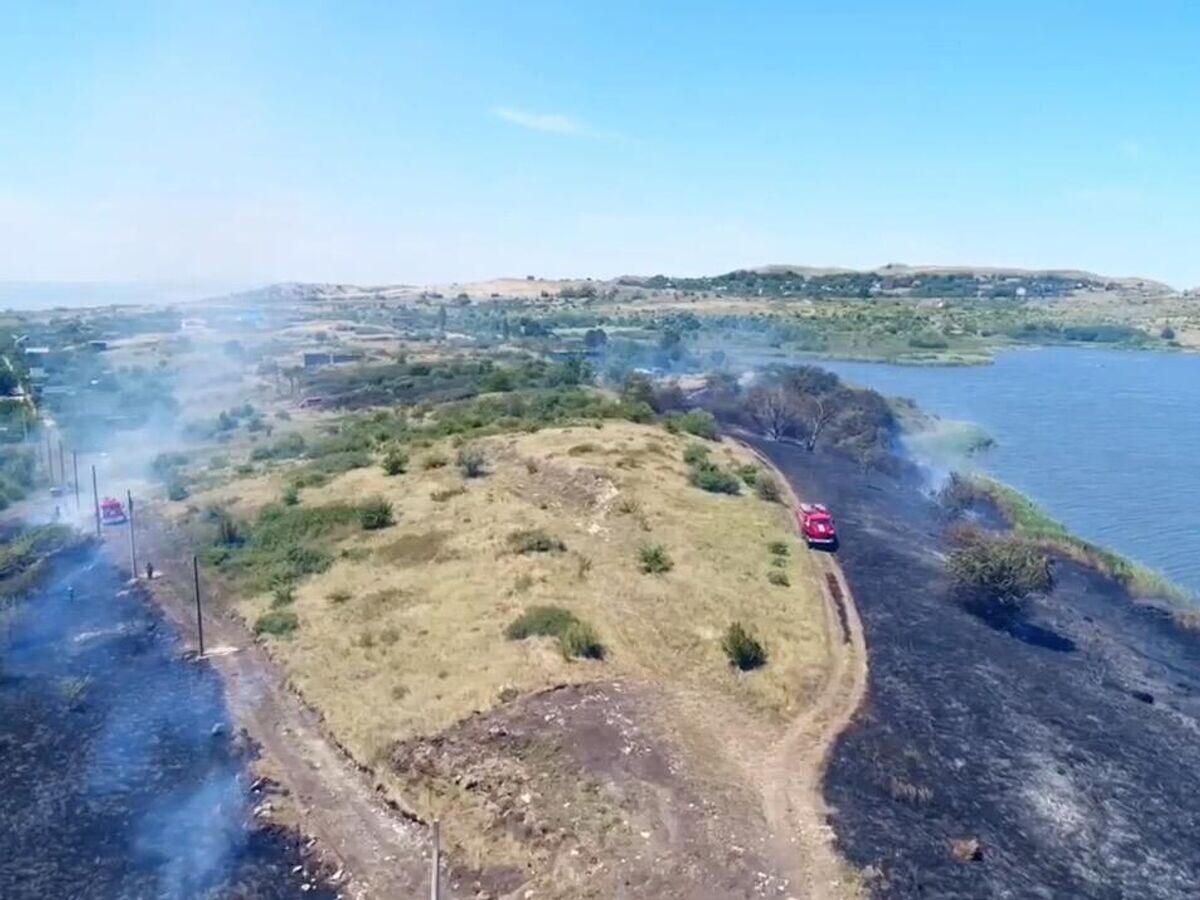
[
  {"x1": 492, "y1": 105, "x2": 583, "y2": 135},
  {"x1": 491, "y1": 105, "x2": 629, "y2": 141}
]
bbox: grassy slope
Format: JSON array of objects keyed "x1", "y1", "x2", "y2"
[{"x1": 181, "y1": 420, "x2": 829, "y2": 794}]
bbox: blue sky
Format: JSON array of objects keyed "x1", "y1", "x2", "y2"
[{"x1": 1, "y1": 1, "x2": 1197, "y2": 287}]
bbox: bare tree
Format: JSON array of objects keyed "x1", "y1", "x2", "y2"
[
  {"x1": 749, "y1": 384, "x2": 796, "y2": 440},
  {"x1": 797, "y1": 394, "x2": 836, "y2": 452}
]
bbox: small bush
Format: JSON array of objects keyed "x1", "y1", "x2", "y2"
[
  {"x1": 560, "y1": 621, "x2": 605, "y2": 660},
  {"x1": 674, "y1": 409, "x2": 718, "y2": 440},
  {"x1": 327, "y1": 589, "x2": 351, "y2": 604},
  {"x1": 431, "y1": 485, "x2": 465, "y2": 502},
  {"x1": 422, "y1": 453, "x2": 449, "y2": 470},
  {"x1": 682, "y1": 443, "x2": 711, "y2": 466},
  {"x1": 254, "y1": 609, "x2": 298, "y2": 637},
  {"x1": 638, "y1": 544, "x2": 673, "y2": 574},
  {"x1": 381, "y1": 446, "x2": 408, "y2": 476},
  {"x1": 271, "y1": 582, "x2": 296, "y2": 607},
  {"x1": 358, "y1": 497, "x2": 395, "y2": 530},
  {"x1": 506, "y1": 605, "x2": 578, "y2": 640},
  {"x1": 688, "y1": 462, "x2": 741, "y2": 495},
  {"x1": 722, "y1": 621, "x2": 767, "y2": 671},
  {"x1": 736, "y1": 464, "x2": 760, "y2": 486},
  {"x1": 767, "y1": 569, "x2": 790, "y2": 587},
  {"x1": 282, "y1": 484, "x2": 300, "y2": 506},
  {"x1": 506, "y1": 605, "x2": 604, "y2": 660},
  {"x1": 767, "y1": 540, "x2": 789, "y2": 556},
  {"x1": 213, "y1": 510, "x2": 245, "y2": 547},
  {"x1": 947, "y1": 525, "x2": 1053, "y2": 617},
  {"x1": 507, "y1": 528, "x2": 566, "y2": 554},
  {"x1": 755, "y1": 474, "x2": 782, "y2": 503},
  {"x1": 166, "y1": 481, "x2": 189, "y2": 501},
  {"x1": 457, "y1": 446, "x2": 486, "y2": 478}
]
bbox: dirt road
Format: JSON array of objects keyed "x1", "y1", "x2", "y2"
[{"x1": 736, "y1": 438, "x2": 869, "y2": 900}]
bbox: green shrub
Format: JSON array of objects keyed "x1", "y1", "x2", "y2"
[
  {"x1": 282, "y1": 484, "x2": 300, "y2": 506},
  {"x1": 688, "y1": 462, "x2": 741, "y2": 495},
  {"x1": 506, "y1": 605, "x2": 578, "y2": 640},
  {"x1": 457, "y1": 446, "x2": 486, "y2": 478},
  {"x1": 507, "y1": 528, "x2": 566, "y2": 554},
  {"x1": 505, "y1": 605, "x2": 604, "y2": 660},
  {"x1": 358, "y1": 496, "x2": 395, "y2": 530},
  {"x1": 682, "y1": 443, "x2": 711, "y2": 466},
  {"x1": 722, "y1": 622, "x2": 767, "y2": 670},
  {"x1": 674, "y1": 409, "x2": 718, "y2": 440},
  {"x1": 254, "y1": 609, "x2": 298, "y2": 637},
  {"x1": 754, "y1": 474, "x2": 782, "y2": 503},
  {"x1": 947, "y1": 525, "x2": 1053, "y2": 616},
  {"x1": 766, "y1": 569, "x2": 790, "y2": 587},
  {"x1": 638, "y1": 544, "x2": 673, "y2": 574},
  {"x1": 306, "y1": 450, "x2": 371, "y2": 476},
  {"x1": 560, "y1": 621, "x2": 605, "y2": 660},
  {"x1": 271, "y1": 582, "x2": 296, "y2": 607},
  {"x1": 381, "y1": 446, "x2": 408, "y2": 476},
  {"x1": 166, "y1": 481, "x2": 189, "y2": 501},
  {"x1": 767, "y1": 540, "x2": 789, "y2": 556},
  {"x1": 736, "y1": 464, "x2": 760, "y2": 486}
]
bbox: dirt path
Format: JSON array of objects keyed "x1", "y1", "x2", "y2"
[
  {"x1": 736, "y1": 439, "x2": 870, "y2": 900},
  {"x1": 111, "y1": 519, "x2": 433, "y2": 900}
]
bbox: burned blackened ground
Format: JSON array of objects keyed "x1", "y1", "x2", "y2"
[
  {"x1": 0, "y1": 547, "x2": 333, "y2": 899},
  {"x1": 745, "y1": 436, "x2": 1200, "y2": 900}
]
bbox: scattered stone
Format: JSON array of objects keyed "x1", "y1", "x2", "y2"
[{"x1": 950, "y1": 837, "x2": 983, "y2": 862}]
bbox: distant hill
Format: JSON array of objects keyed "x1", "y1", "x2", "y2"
[{"x1": 616, "y1": 264, "x2": 1176, "y2": 300}]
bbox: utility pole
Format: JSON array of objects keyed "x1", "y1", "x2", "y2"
[
  {"x1": 91, "y1": 464, "x2": 101, "y2": 538},
  {"x1": 45, "y1": 432, "x2": 54, "y2": 483},
  {"x1": 429, "y1": 820, "x2": 440, "y2": 900},
  {"x1": 127, "y1": 490, "x2": 137, "y2": 578},
  {"x1": 72, "y1": 451, "x2": 80, "y2": 510},
  {"x1": 58, "y1": 440, "x2": 65, "y2": 493},
  {"x1": 193, "y1": 555, "x2": 205, "y2": 656}
]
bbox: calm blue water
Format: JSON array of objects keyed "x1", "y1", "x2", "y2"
[{"x1": 817, "y1": 348, "x2": 1200, "y2": 595}]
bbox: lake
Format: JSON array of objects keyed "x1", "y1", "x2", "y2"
[{"x1": 815, "y1": 347, "x2": 1200, "y2": 596}]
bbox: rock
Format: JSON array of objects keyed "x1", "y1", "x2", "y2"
[{"x1": 950, "y1": 837, "x2": 983, "y2": 862}]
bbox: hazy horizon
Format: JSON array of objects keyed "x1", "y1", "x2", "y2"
[{"x1": 3, "y1": 2, "x2": 1198, "y2": 288}]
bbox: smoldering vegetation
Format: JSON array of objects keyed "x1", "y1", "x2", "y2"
[
  {"x1": 744, "y1": 435, "x2": 1200, "y2": 899},
  {"x1": 0, "y1": 544, "x2": 333, "y2": 899}
]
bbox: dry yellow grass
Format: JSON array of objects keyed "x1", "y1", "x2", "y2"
[{"x1": 203, "y1": 421, "x2": 829, "y2": 771}]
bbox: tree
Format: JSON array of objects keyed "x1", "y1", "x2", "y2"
[
  {"x1": 748, "y1": 384, "x2": 797, "y2": 440},
  {"x1": 583, "y1": 328, "x2": 608, "y2": 351},
  {"x1": 436, "y1": 304, "x2": 447, "y2": 334},
  {"x1": 621, "y1": 372, "x2": 656, "y2": 408},
  {"x1": 796, "y1": 394, "x2": 836, "y2": 452}
]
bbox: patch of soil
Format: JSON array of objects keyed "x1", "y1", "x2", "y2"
[
  {"x1": 388, "y1": 681, "x2": 793, "y2": 900},
  {"x1": 749, "y1": 437, "x2": 1200, "y2": 899}
]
